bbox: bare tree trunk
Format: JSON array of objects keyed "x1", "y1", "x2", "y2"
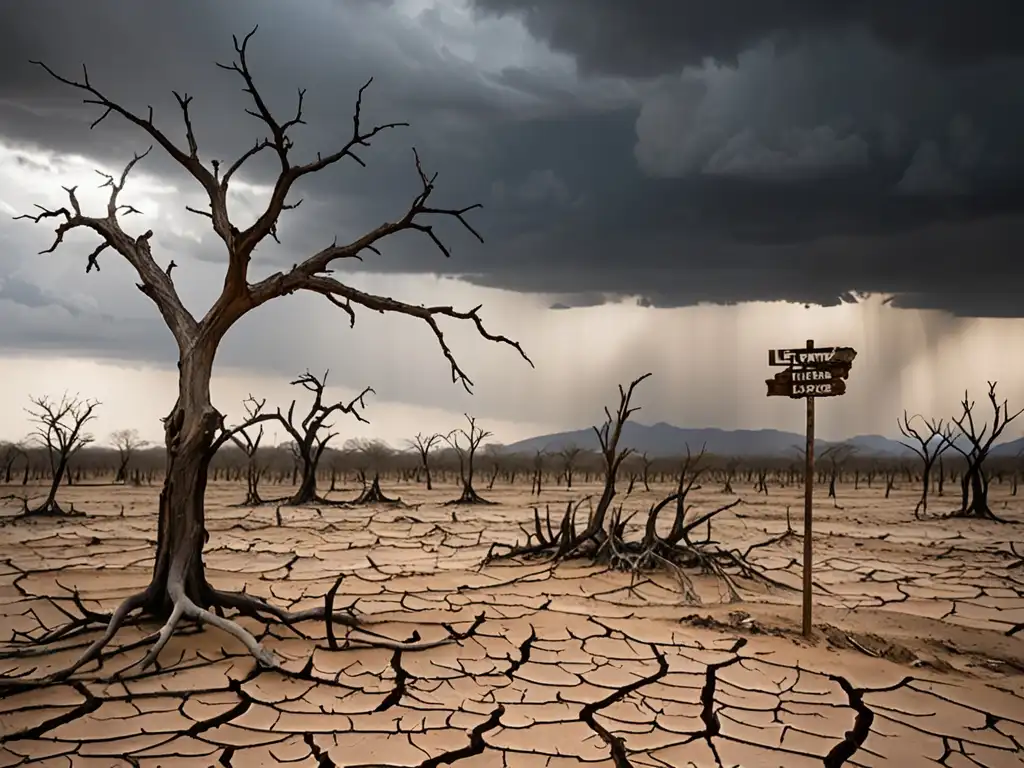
[
  {"x1": 244, "y1": 462, "x2": 263, "y2": 506},
  {"x1": 41, "y1": 459, "x2": 68, "y2": 509},
  {"x1": 917, "y1": 465, "x2": 931, "y2": 518},
  {"x1": 144, "y1": 350, "x2": 218, "y2": 618},
  {"x1": 971, "y1": 470, "x2": 989, "y2": 516},
  {"x1": 290, "y1": 455, "x2": 318, "y2": 505},
  {"x1": 957, "y1": 463, "x2": 998, "y2": 520}
]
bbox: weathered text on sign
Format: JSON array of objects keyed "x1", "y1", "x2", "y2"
[
  {"x1": 792, "y1": 381, "x2": 841, "y2": 396},
  {"x1": 765, "y1": 371, "x2": 847, "y2": 398},
  {"x1": 791, "y1": 368, "x2": 832, "y2": 382},
  {"x1": 768, "y1": 346, "x2": 857, "y2": 367}
]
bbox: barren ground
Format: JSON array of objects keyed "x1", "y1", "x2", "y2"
[{"x1": 1, "y1": 479, "x2": 1023, "y2": 768}]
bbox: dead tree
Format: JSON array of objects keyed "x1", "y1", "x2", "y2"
[
  {"x1": 950, "y1": 382, "x2": 1022, "y2": 521},
  {"x1": 884, "y1": 465, "x2": 898, "y2": 498},
  {"x1": 273, "y1": 371, "x2": 373, "y2": 505},
  {"x1": 531, "y1": 450, "x2": 547, "y2": 495},
  {"x1": 408, "y1": 432, "x2": 441, "y2": 490},
  {"x1": 444, "y1": 415, "x2": 494, "y2": 504},
  {"x1": 639, "y1": 452, "x2": 653, "y2": 492},
  {"x1": 721, "y1": 460, "x2": 737, "y2": 494},
  {"x1": 110, "y1": 428, "x2": 149, "y2": 484},
  {"x1": 488, "y1": 374, "x2": 653, "y2": 559},
  {"x1": 558, "y1": 444, "x2": 582, "y2": 489},
  {"x1": 3, "y1": 28, "x2": 531, "y2": 688},
  {"x1": 754, "y1": 467, "x2": 769, "y2": 495},
  {"x1": 664, "y1": 444, "x2": 711, "y2": 544},
  {"x1": 212, "y1": 396, "x2": 271, "y2": 506},
  {"x1": 485, "y1": 376, "x2": 775, "y2": 602},
  {"x1": 897, "y1": 411, "x2": 954, "y2": 519},
  {"x1": 22, "y1": 394, "x2": 99, "y2": 516},
  {"x1": 482, "y1": 444, "x2": 506, "y2": 490},
  {"x1": 822, "y1": 443, "x2": 855, "y2": 509},
  {"x1": 347, "y1": 439, "x2": 400, "y2": 504},
  {"x1": 0, "y1": 442, "x2": 26, "y2": 484}
]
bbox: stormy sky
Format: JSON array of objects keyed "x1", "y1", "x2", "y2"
[{"x1": 1, "y1": 0, "x2": 1022, "y2": 447}]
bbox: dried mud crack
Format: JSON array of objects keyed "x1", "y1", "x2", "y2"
[
  {"x1": 822, "y1": 675, "x2": 886, "y2": 767},
  {"x1": 2, "y1": 481, "x2": 1023, "y2": 767},
  {"x1": 694, "y1": 652, "x2": 742, "y2": 766},
  {"x1": 577, "y1": 644, "x2": 670, "y2": 767}
]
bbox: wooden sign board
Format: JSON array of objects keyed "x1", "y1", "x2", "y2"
[
  {"x1": 766, "y1": 373, "x2": 846, "y2": 398},
  {"x1": 763, "y1": 339, "x2": 856, "y2": 639},
  {"x1": 769, "y1": 346, "x2": 857, "y2": 367}
]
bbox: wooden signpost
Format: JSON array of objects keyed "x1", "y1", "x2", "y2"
[{"x1": 766, "y1": 340, "x2": 857, "y2": 637}]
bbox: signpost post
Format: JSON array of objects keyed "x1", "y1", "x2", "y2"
[{"x1": 766, "y1": 339, "x2": 856, "y2": 638}]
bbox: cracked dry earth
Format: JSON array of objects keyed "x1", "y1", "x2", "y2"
[{"x1": 1, "y1": 481, "x2": 1023, "y2": 768}]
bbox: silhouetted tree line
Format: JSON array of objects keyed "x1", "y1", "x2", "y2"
[
  {"x1": 5, "y1": 433, "x2": 1020, "y2": 495},
  {"x1": 3, "y1": 383, "x2": 1021, "y2": 521}
]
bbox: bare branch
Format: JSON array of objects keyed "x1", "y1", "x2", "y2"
[
  {"x1": 96, "y1": 146, "x2": 154, "y2": 218},
  {"x1": 27, "y1": 59, "x2": 222, "y2": 216},
  {"x1": 248, "y1": 146, "x2": 484, "y2": 293},
  {"x1": 222, "y1": 138, "x2": 273, "y2": 185},
  {"x1": 950, "y1": 381, "x2": 1021, "y2": 521},
  {"x1": 14, "y1": 150, "x2": 197, "y2": 341},
  {"x1": 22, "y1": 29, "x2": 527, "y2": 395},
  {"x1": 258, "y1": 275, "x2": 531, "y2": 393}
]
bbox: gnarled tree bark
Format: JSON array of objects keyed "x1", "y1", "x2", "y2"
[{"x1": 146, "y1": 346, "x2": 220, "y2": 618}]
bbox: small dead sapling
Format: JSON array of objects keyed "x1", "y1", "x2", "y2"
[
  {"x1": 408, "y1": 432, "x2": 442, "y2": 490},
  {"x1": 950, "y1": 382, "x2": 1022, "y2": 522},
  {"x1": 21, "y1": 394, "x2": 99, "y2": 516},
  {"x1": 110, "y1": 428, "x2": 149, "y2": 484},
  {"x1": 897, "y1": 411, "x2": 954, "y2": 519},
  {"x1": 444, "y1": 415, "x2": 494, "y2": 505}
]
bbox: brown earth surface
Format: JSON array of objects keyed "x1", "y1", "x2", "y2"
[{"x1": 1, "y1": 479, "x2": 1022, "y2": 767}]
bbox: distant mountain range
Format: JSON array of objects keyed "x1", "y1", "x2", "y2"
[{"x1": 503, "y1": 422, "x2": 1024, "y2": 459}]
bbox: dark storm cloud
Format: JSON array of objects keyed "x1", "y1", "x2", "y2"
[
  {"x1": 0, "y1": 276, "x2": 86, "y2": 317},
  {"x1": 1, "y1": 0, "x2": 1023, "y2": 321},
  {"x1": 0, "y1": 0, "x2": 630, "y2": 279},
  {"x1": 0, "y1": 0, "x2": 510, "y2": 185},
  {"x1": 455, "y1": 3, "x2": 1024, "y2": 317},
  {"x1": 469, "y1": 0, "x2": 1022, "y2": 76}
]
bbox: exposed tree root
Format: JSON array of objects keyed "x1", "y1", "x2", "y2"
[
  {"x1": 246, "y1": 476, "x2": 406, "y2": 508},
  {"x1": 28, "y1": 501, "x2": 83, "y2": 517},
  {"x1": 230, "y1": 489, "x2": 264, "y2": 508},
  {"x1": 349, "y1": 474, "x2": 403, "y2": 505},
  {"x1": 4, "y1": 494, "x2": 85, "y2": 519},
  {"x1": 0, "y1": 571, "x2": 456, "y2": 693},
  {"x1": 947, "y1": 506, "x2": 1011, "y2": 523},
  {"x1": 445, "y1": 483, "x2": 496, "y2": 506},
  {"x1": 485, "y1": 493, "x2": 794, "y2": 604},
  {"x1": 483, "y1": 375, "x2": 800, "y2": 603}
]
